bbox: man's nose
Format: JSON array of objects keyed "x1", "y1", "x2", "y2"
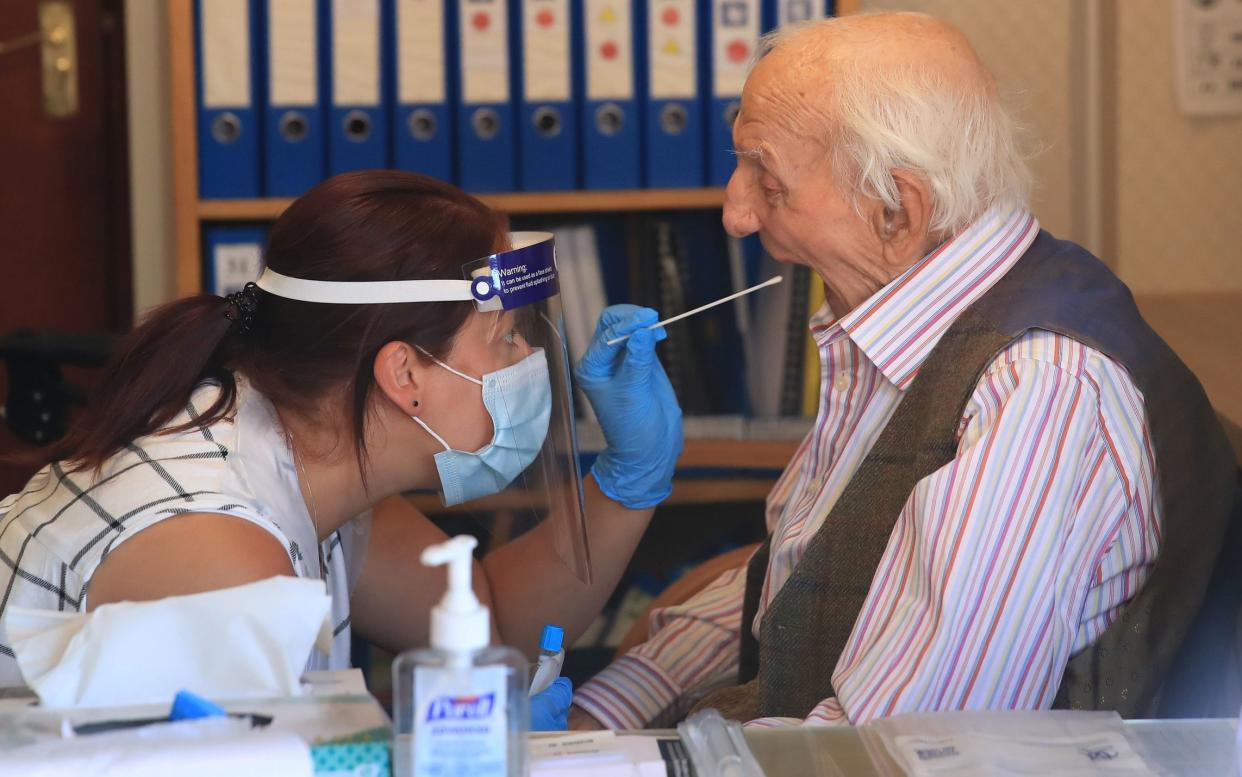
[{"x1": 722, "y1": 170, "x2": 760, "y2": 238}]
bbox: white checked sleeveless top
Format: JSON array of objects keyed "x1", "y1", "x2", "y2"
[{"x1": 0, "y1": 380, "x2": 370, "y2": 688}]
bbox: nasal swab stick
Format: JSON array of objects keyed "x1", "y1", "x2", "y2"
[{"x1": 606, "y1": 276, "x2": 784, "y2": 346}]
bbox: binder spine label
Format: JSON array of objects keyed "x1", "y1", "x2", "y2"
[
  {"x1": 331, "y1": 0, "x2": 381, "y2": 106},
  {"x1": 398, "y1": 0, "x2": 445, "y2": 104},
  {"x1": 459, "y1": 0, "x2": 510, "y2": 104},
  {"x1": 584, "y1": 0, "x2": 633, "y2": 100},
  {"x1": 269, "y1": 0, "x2": 317, "y2": 106},
  {"x1": 523, "y1": 0, "x2": 571, "y2": 102},
  {"x1": 214, "y1": 242, "x2": 265, "y2": 296},
  {"x1": 202, "y1": 0, "x2": 252, "y2": 107},
  {"x1": 779, "y1": 0, "x2": 825, "y2": 27},
  {"x1": 712, "y1": 0, "x2": 760, "y2": 98},
  {"x1": 648, "y1": 0, "x2": 697, "y2": 99}
]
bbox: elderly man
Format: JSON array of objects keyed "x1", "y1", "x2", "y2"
[{"x1": 570, "y1": 13, "x2": 1235, "y2": 728}]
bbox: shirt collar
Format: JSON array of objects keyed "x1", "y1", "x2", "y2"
[{"x1": 823, "y1": 207, "x2": 1041, "y2": 390}]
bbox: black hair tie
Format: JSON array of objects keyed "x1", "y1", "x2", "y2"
[{"x1": 224, "y1": 282, "x2": 260, "y2": 334}]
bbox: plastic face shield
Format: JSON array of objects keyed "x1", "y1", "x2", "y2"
[{"x1": 255, "y1": 232, "x2": 591, "y2": 583}]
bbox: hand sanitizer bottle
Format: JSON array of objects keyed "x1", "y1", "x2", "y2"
[{"x1": 392, "y1": 536, "x2": 528, "y2": 777}]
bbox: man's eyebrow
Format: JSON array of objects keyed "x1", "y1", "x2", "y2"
[
  {"x1": 733, "y1": 145, "x2": 765, "y2": 161},
  {"x1": 735, "y1": 144, "x2": 785, "y2": 181}
]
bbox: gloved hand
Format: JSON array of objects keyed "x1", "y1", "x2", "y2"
[
  {"x1": 531, "y1": 676, "x2": 574, "y2": 731},
  {"x1": 576, "y1": 305, "x2": 684, "y2": 509}
]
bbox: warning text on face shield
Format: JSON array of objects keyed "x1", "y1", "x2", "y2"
[
  {"x1": 493, "y1": 238, "x2": 561, "y2": 309},
  {"x1": 499, "y1": 265, "x2": 556, "y2": 296}
]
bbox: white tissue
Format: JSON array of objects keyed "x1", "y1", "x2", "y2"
[{"x1": 4, "y1": 576, "x2": 333, "y2": 708}]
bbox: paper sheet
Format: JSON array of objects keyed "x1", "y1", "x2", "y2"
[
  {"x1": 530, "y1": 730, "x2": 692, "y2": 777},
  {"x1": 888, "y1": 731, "x2": 1154, "y2": 776},
  {"x1": 863, "y1": 710, "x2": 1159, "y2": 777}
]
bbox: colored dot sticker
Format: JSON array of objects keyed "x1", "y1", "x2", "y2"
[
  {"x1": 727, "y1": 40, "x2": 750, "y2": 64},
  {"x1": 661, "y1": 7, "x2": 680, "y2": 26},
  {"x1": 536, "y1": 9, "x2": 555, "y2": 28},
  {"x1": 600, "y1": 6, "x2": 617, "y2": 24},
  {"x1": 663, "y1": 39, "x2": 680, "y2": 56},
  {"x1": 472, "y1": 12, "x2": 490, "y2": 32},
  {"x1": 601, "y1": 41, "x2": 618, "y2": 60}
]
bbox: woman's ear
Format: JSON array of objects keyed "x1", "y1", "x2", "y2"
[{"x1": 373, "y1": 341, "x2": 423, "y2": 415}]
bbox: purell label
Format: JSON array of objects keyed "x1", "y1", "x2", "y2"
[
  {"x1": 426, "y1": 692, "x2": 496, "y2": 722},
  {"x1": 413, "y1": 665, "x2": 508, "y2": 777}
]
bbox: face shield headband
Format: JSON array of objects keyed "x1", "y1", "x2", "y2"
[{"x1": 254, "y1": 231, "x2": 559, "y2": 311}]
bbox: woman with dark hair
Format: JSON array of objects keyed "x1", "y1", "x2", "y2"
[{"x1": 0, "y1": 172, "x2": 682, "y2": 725}]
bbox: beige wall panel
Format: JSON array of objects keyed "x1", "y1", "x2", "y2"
[
  {"x1": 858, "y1": 0, "x2": 1079, "y2": 243},
  {"x1": 1115, "y1": 0, "x2": 1242, "y2": 293},
  {"x1": 125, "y1": 2, "x2": 176, "y2": 313}
]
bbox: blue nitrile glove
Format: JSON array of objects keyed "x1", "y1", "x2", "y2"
[
  {"x1": 576, "y1": 305, "x2": 684, "y2": 509},
  {"x1": 531, "y1": 676, "x2": 574, "y2": 731}
]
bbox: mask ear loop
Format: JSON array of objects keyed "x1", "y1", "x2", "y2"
[
  {"x1": 411, "y1": 415, "x2": 453, "y2": 452},
  {"x1": 414, "y1": 345, "x2": 484, "y2": 386},
  {"x1": 410, "y1": 345, "x2": 486, "y2": 453}
]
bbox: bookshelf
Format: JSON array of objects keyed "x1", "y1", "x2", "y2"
[
  {"x1": 166, "y1": 1, "x2": 861, "y2": 504},
  {"x1": 169, "y1": 0, "x2": 860, "y2": 295},
  {"x1": 196, "y1": 188, "x2": 729, "y2": 223}
]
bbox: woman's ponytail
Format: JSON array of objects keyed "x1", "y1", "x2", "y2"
[{"x1": 44, "y1": 293, "x2": 242, "y2": 474}]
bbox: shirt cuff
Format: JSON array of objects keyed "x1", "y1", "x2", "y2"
[
  {"x1": 574, "y1": 653, "x2": 683, "y2": 730},
  {"x1": 743, "y1": 697, "x2": 849, "y2": 728}
]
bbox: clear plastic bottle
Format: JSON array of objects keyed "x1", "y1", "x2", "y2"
[{"x1": 392, "y1": 536, "x2": 528, "y2": 777}]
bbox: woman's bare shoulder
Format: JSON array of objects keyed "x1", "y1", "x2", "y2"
[{"x1": 86, "y1": 512, "x2": 294, "y2": 610}]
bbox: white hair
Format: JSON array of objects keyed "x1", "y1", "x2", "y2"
[{"x1": 758, "y1": 21, "x2": 1033, "y2": 236}]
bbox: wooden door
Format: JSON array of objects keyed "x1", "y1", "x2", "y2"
[{"x1": 0, "y1": 0, "x2": 131, "y2": 494}]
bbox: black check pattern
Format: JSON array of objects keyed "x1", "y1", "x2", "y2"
[{"x1": 0, "y1": 383, "x2": 360, "y2": 687}]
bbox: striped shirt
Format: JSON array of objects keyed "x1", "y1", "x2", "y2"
[
  {"x1": 574, "y1": 208, "x2": 1160, "y2": 728},
  {"x1": 0, "y1": 380, "x2": 370, "y2": 687}
]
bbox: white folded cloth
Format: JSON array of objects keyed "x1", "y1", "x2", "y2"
[{"x1": 4, "y1": 576, "x2": 332, "y2": 708}]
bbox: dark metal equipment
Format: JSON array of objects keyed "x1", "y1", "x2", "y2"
[{"x1": 0, "y1": 329, "x2": 117, "y2": 445}]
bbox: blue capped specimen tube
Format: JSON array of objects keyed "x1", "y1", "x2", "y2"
[{"x1": 529, "y1": 624, "x2": 565, "y2": 695}]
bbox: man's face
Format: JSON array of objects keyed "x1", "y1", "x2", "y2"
[
  {"x1": 723, "y1": 60, "x2": 859, "y2": 263},
  {"x1": 722, "y1": 56, "x2": 891, "y2": 314}
]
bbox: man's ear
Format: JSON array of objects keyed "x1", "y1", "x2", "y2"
[
  {"x1": 872, "y1": 169, "x2": 933, "y2": 263},
  {"x1": 373, "y1": 341, "x2": 423, "y2": 416}
]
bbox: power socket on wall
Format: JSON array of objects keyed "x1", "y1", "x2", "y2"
[{"x1": 1175, "y1": 0, "x2": 1242, "y2": 115}]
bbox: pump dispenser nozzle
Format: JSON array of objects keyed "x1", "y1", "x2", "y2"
[{"x1": 422, "y1": 535, "x2": 490, "y2": 652}]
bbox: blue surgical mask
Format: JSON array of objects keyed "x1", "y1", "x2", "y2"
[{"x1": 412, "y1": 348, "x2": 552, "y2": 506}]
